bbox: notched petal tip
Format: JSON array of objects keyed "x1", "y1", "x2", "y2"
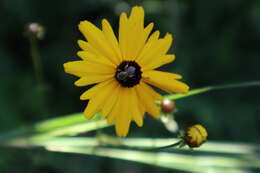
[
  {"x1": 74, "y1": 78, "x2": 86, "y2": 87},
  {"x1": 115, "y1": 125, "x2": 130, "y2": 137},
  {"x1": 133, "y1": 117, "x2": 143, "y2": 127},
  {"x1": 120, "y1": 12, "x2": 128, "y2": 21},
  {"x1": 63, "y1": 61, "x2": 74, "y2": 73},
  {"x1": 132, "y1": 5, "x2": 144, "y2": 10},
  {"x1": 164, "y1": 33, "x2": 173, "y2": 42},
  {"x1": 181, "y1": 83, "x2": 190, "y2": 93},
  {"x1": 101, "y1": 18, "x2": 109, "y2": 26},
  {"x1": 78, "y1": 20, "x2": 90, "y2": 28},
  {"x1": 77, "y1": 40, "x2": 86, "y2": 48},
  {"x1": 78, "y1": 20, "x2": 87, "y2": 31},
  {"x1": 130, "y1": 6, "x2": 144, "y2": 16},
  {"x1": 83, "y1": 108, "x2": 93, "y2": 119}
]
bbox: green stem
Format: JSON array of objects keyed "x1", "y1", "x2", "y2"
[
  {"x1": 166, "y1": 81, "x2": 260, "y2": 100},
  {"x1": 96, "y1": 134, "x2": 183, "y2": 151},
  {"x1": 148, "y1": 140, "x2": 183, "y2": 150},
  {"x1": 29, "y1": 36, "x2": 44, "y2": 88},
  {"x1": 29, "y1": 36, "x2": 49, "y2": 117}
]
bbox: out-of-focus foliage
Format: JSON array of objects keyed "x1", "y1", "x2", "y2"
[{"x1": 0, "y1": 0, "x2": 260, "y2": 172}]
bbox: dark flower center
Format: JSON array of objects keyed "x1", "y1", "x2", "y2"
[{"x1": 115, "y1": 61, "x2": 142, "y2": 87}]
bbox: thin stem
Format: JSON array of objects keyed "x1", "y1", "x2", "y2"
[
  {"x1": 28, "y1": 36, "x2": 49, "y2": 117},
  {"x1": 29, "y1": 36, "x2": 44, "y2": 88},
  {"x1": 97, "y1": 134, "x2": 183, "y2": 151},
  {"x1": 147, "y1": 140, "x2": 183, "y2": 150},
  {"x1": 166, "y1": 81, "x2": 260, "y2": 100}
]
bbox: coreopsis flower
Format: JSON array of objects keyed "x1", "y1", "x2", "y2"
[
  {"x1": 183, "y1": 124, "x2": 208, "y2": 148},
  {"x1": 64, "y1": 6, "x2": 189, "y2": 136}
]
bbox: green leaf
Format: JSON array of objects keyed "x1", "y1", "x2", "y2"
[{"x1": 30, "y1": 136, "x2": 260, "y2": 173}]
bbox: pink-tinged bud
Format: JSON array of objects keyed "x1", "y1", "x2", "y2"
[
  {"x1": 25, "y1": 23, "x2": 45, "y2": 39},
  {"x1": 161, "y1": 99, "x2": 176, "y2": 113}
]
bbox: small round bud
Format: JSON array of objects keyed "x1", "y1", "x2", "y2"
[
  {"x1": 161, "y1": 99, "x2": 176, "y2": 113},
  {"x1": 183, "y1": 124, "x2": 208, "y2": 148},
  {"x1": 25, "y1": 23, "x2": 45, "y2": 39}
]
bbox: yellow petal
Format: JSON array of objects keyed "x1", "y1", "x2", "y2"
[
  {"x1": 140, "y1": 82, "x2": 163, "y2": 101},
  {"x1": 135, "y1": 84, "x2": 160, "y2": 118},
  {"x1": 83, "y1": 80, "x2": 118, "y2": 119},
  {"x1": 143, "y1": 23, "x2": 154, "y2": 43},
  {"x1": 146, "y1": 30, "x2": 160, "y2": 44},
  {"x1": 128, "y1": 22, "x2": 154, "y2": 60},
  {"x1": 119, "y1": 12, "x2": 128, "y2": 60},
  {"x1": 142, "y1": 54, "x2": 176, "y2": 71},
  {"x1": 143, "y1": 70, "x2": 189, "y2": 93},
  {"x1": 115, "y1": 88, "x2": 131, "y2": 137},
  {"x1": 127, "y1": 6, "x2": 145, "y2": 59},
  {"x1": 102, "y1": 19, "x2": 122, "y2": 63},
  {"x1": 100, "y1": 84, "x2": 120, "y2": 118},
  {"x1": 63, "y1": 60, "x2": 115, "y2": 77},
  {"x1": 129, "y1": 88, "x2": 143, "y2": 127},
  {"x1": 77, "y1": 51, "x2": 115, "y2": 67},
  {"x1": 137, "y1": 33, "x2": 173, "y2": 67},
  {"x1": 74, "y1": 74, "x2": 113, "y2": 87},
  {"x1": 80, "y1": 79, "x2": 114, "y2": 100},
  {"x1": 129, "y1": 6, "x2": 144, "y2": 27},
  {"x1": 119, "y1": 7, "x2": 154, "y2": 60},
  {"x1": 107, "y1": 87, "x2": 122, "y2": 124},
  {"x1": 78, "y1": 21, "x2": 117, "y2": 65},
  {"x1": 78, "y1": 40, "x2": 103, "y2": 57}
]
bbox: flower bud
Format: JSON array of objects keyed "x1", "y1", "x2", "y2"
[
  {"x1": 25, "y1": 23, "x2": 45, "y2": 39},
  {"x1": 161, "y1": 99, "x2": 176, "y2": 113},
  {"x1": 183, "y1": 124, "x2": 208, "y2": 148}
]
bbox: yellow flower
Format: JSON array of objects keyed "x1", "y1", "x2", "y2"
[
  {"x1": 183, "y1": 124, "x2": 208, "y2": 148},
  {"x1": 64, "y1": 6, "x2": 189, "y2": 136}
]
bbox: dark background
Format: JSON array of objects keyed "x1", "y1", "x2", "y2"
[{"x1": 0, "y1": 0, "x2": 260, "y2": 172}]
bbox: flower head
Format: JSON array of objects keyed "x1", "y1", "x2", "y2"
[
  {"x1": 25, "y1": 23, "x2": 45, "y2": 39},
  {"x1": 64, "y1": 6, "x2": 189, "y2": 136},
  {"x1": 183, "y1": 124, "x2": 208, "y2": 148}
]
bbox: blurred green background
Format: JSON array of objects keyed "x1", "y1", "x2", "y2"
[{"x1": 0, "y1": 0, "x2": 260, "y2": 172}]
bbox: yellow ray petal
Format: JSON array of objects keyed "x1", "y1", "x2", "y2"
[
  {"x1": 129, "y1": 22, "x2": 154, "y2": 60},
  {"x1": 143, "y1": 70, "x2": 182, "y2": 79},
  {"x1": 137, "y1": 33, "x2": 173, "y2": 67},
  {"x1": 74, "y1": 74, "x2": 113, "y2": 87},
  {"x1": 127, "y1": 6, "x2": 145, "y2": 60},
  {"x1": 107, "y1": 87, "x2": 122, "y2": 124},
  {"x1": 143, "y1": 70, "x2": 189, "y2": 93},
  {"x1": 78, "y1": 40, "x2": 115, "y2": 66},
  {"x1": 135, "y1": 84, "x2": 160, "y2": 118},
  {"x1": 78, "y1": 40, "x2": 103, "y2": 57},
  {"x1": 63, "y1": 60, "x2": 115, "y2": 77},
  {"x1": 77, "y1": 51, "x2": 115, "y2": 67},
  {"x1": 80, "y1": 79, "x2": 114, "y2": 100},
  {"x1": 83, "y1": 80, "x2": 118, "y2": 119},
  {"x1": 146, "y1": 30, "x2": 160, "y2": 44},
  {"x1": 129, "y1": 6, "x2": 144, "y2": 27},
  {"x1": 129, "y1": 88, "x2": 143, "y2": 127},
  {"x1": 140, "y1": 82, "x2": 163, "y2": 101},
  {"x1": 100, "y1": 84, "x2": 120, "y2": 118},
  {"x1": 142, "y1": 54, "x2": 176, "y2": 71},
  {"x1": 115, "y1": 88, "x2": 131, "y2": 137},
  {"x1": 143, "y1": 23, "x2": 154, "y2": 42},
  {"x1": 119, "y1": 7, "x2": 154, "y2": 60},
  {"x1": 119, "y1": 12, "x2": 128, "y2": 60},
  {"x1": 102, "y1": 19, "x2": 122, "y2": 63},
  {"x1": 78, "y1": 21, "x2": 117, "y2": 65}
]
